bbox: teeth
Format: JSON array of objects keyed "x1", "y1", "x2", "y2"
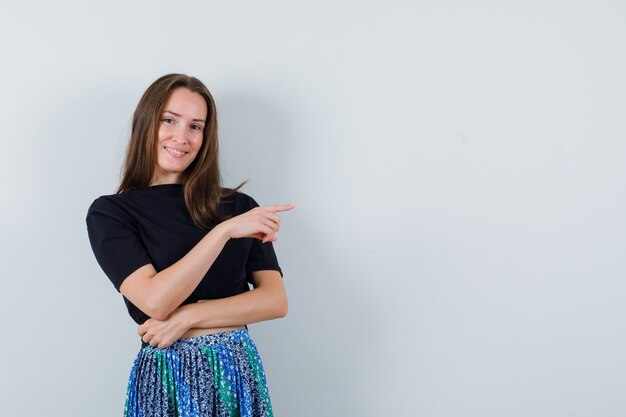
[{"x1": 165, "y1": 146, "x2": 187, "y2": 155}]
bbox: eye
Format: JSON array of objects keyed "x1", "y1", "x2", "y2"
[
  {"x1": 191, "y1": 124, "x2": 202, "y2": 131},
  {"x1": 162, "y1": 118, "x2": 175, "y2": 124}
]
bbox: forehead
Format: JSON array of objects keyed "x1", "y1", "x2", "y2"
[{"x1": 163, "y1": 88, "x2": 208, "y2": 120}]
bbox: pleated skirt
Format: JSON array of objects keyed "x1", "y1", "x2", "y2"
[{"x1": 123, "y1": 329, "x2": 274, "y2": 417}]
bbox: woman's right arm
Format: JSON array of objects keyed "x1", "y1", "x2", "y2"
[
  {"x1": 119, "y1": 223, "x2": 231, "y2": 321},
  {"x1": 118, "y1": 203, "x2": 294, "y2": 321}
]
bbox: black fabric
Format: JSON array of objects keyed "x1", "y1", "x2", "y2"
[{"x1": 85, "y1": 184, "x2": 283, "y2": 326}]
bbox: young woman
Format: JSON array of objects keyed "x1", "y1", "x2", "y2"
[{"x1": 86, "y1": 73, "x2": 294, "y2": 417}]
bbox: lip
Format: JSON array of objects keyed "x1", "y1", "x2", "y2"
[{"x1": 163, "y1": 145, "x2": 188, "y2": 158}]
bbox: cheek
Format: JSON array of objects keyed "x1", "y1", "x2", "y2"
[
  {"x1": 192, "y1": 136, "x2": 204, "y2": 151},
  {"x1": 157, "y1": 125, "x2": 169, "y2": 142}
]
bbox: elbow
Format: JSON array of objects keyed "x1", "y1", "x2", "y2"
[
  {"x1": 120, "y1": 269, "x2": 175, "y2": 321},
  {"x1": 149, "y1": 309, "x2": 171, "y2": 321},
  {"x1": 122, "y1": 293, "x2": 170, "y2": 321},
  {"x1": 274, "y1": 295, "x2": 288, "y2": 319},
  {"x1": 145, "y1": 294, "x2": 176, "y2": 321},
  {"x1": 144, "y1": 303, "x2": 169, "y2": 321}
]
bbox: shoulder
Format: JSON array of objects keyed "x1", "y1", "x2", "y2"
[
  {"x1": 87, "y1": 194, "x2": 115, "y2": 214},
  {"x1": 220, "y1": 188, "x2": 254, "y2": 204},
  {"x1": 219, "y1": 189, "x2": 261, "y2": 214},
  {"x1": 86, "y1": 191, "x2": 135, "y2": 223}
]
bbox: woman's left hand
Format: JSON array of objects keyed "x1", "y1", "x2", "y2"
[{"x1": 137, "y1": 311, "x2": 189, "y2": 349}]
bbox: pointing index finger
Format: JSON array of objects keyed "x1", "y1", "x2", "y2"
[{"x1": 262, "y1": 204, "x2": 296, "y2": 213}]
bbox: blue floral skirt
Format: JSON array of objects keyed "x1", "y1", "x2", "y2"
[{"x1": 123, "y1": 329, "x2": 274, "y2": 417}]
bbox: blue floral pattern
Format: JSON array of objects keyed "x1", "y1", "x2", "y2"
[{"x1": 123, "y1": 329, "x2": 274, "y2": 417}]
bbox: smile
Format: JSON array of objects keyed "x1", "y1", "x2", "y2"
[{"x1": 164, "y1": 146, "x2": 188, "y2": 158}]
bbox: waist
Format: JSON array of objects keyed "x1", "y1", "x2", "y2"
[{"x1": 140, "y1": 324, "x2": 247, "y2": 349}]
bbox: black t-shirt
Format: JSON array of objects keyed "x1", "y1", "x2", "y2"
[{"x1": 85, "y1": 183, "x2": 283, "y2": 327}]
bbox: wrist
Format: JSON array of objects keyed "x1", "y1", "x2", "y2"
[
  {"x1": 212, "y1": 222, "x2": 232, "y2": 241},
  {"x1": 173, "y1": 304, "x2": 195, "y2": 330}
]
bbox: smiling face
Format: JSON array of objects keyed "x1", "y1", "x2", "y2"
[{"x1": 151, "y1": 87, "x2": 208, "y2": 185}]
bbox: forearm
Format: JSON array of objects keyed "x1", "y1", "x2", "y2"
[
  {"x1": 175, "y1": 281, "x2": 288, "y2": 329},
  {"x1": 148, "y1": 224, "x2": 231, "y2": 319}
]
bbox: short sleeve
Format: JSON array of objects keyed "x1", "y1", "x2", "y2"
[
  {"x1": 85, "y1": 196, "x2": 153, "y2": 292},
  {"x1": 244, "y1": 195, "x2": 284, "y2": 281}
]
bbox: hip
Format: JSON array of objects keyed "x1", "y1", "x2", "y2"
[
  {"x1": 179, "y1": 324, "x2": 246, "y2": 339},
  {"x1": 126, "y1": 328, "x2": 274, "y2": 416},
  {"x1": 140, "y1": 324, "x2": 247, "y2": 349}
]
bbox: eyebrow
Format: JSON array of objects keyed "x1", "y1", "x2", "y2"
[{"x1": 163, "y1": 110, "x2": 206, "y2": 123}]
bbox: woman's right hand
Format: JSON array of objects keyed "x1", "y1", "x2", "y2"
[{"x1": 218, "y1": 204, "x2": 295, "y2": 243}]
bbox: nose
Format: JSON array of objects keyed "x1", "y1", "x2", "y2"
[{"x1": 171, "y1": 125, "x2": 189, "y2": 143}]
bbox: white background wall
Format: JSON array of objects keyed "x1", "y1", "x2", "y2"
[{"x1": 1, "y1": 1, "x2": 625, "y2": 416}]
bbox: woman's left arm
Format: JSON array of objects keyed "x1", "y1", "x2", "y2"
[
  {"x1": 179, "y1": 270, "x2": 287, "y2": 329},
  {"x1": 138, "y1": 270, "x2": 287, "y2": 348}
]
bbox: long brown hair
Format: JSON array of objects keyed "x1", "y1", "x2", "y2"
[{"x1": 117, "y1": 73, "x2": 247, "y2": 229}]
